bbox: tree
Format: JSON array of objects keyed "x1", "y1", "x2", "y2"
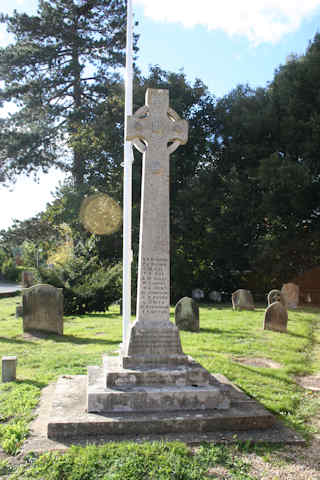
[
  {"x1": 132, "y1": 66, "x2": 219, "y2": 300},
  {"x1": 0, "y1": 213, "x2": 60, "y2": 254},
  {"x1": 29, "y1": 66, "x2": 219, "y2": 301},
  {"x1": 202, "y1": 36, "x2": 320, "y2": 289},
  {"x1": 270, "y1": 34, "x2": 320, "y2": 175},
  {"x1": 38, "y1": 235, "x2": 122, "y2": 314},
  {"x1": 251, "y1": 35, "x2": 320, "y2": 282},
  {"x1": 0, "y1": 0, "x2": 132, "y2": 186}
]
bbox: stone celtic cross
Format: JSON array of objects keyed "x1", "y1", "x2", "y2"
[
  {"x1": 127, "y1": 88, "x2": 188, "y2": 173},
  {"x1": 123, "y1": 89, "x2": 188, "y2": 366}
]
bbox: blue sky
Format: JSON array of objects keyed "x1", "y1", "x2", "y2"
[{"x1": 1, "y1": 0, "x2": 320, "y2": 230}]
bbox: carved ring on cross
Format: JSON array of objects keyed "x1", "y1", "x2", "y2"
[{"x1": 129, "y1": 106, "x2": 183, "y2": 155}]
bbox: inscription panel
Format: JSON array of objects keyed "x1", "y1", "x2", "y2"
[
  {"x1": 127, "y1": 328, "x2": 182, "y2": 357},
  {"x1": 138, "y1": 256, "x2": 169, "y2": 320}
]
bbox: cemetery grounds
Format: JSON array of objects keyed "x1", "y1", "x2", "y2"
[{"x1": 0, "y1": 295, "x2": 319, "y2": 479}]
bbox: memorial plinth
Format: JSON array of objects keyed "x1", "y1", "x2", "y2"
[
  {"x1": 122, "y1": 89, "x2": 187, "y2": 369},
  {"x1": 48, "y1": 89, "x2": 276, "y2": 439},
  {"x1": 87, "y1": 89, "x2": 230, "y2": 414}
]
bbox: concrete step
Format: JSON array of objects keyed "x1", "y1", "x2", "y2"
[
  {"x1": 47, "y1": 375, "x2": 276, "y2": 439},
  {"x1": 87, "y1": 378, "x2": 230, "y2": 413},
  {"x1": 102, "y1": 356, "x2": 212, "y2": 388}
]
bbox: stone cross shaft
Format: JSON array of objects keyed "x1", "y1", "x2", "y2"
[{"x1": 127, "y1": 89, "x2": 188, "y2": 327}]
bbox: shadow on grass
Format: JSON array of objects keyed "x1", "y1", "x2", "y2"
[
  {"x1": 16, "y1": 378, "x2": 47, "y2": 389},
  {"x1": 285, "y1": 330, "x2": 308, "y2": 339},
  {"x1": 76, "y1": 313, "x2": 120, "y2": 319},
  {"x1": 53, "y1": 334, "x2": 120, "y2": 346},
  {"x1": 0, "y1": 336, "x2": 37, "y2": 345},
  {"x1": 231, "y1": 361, "x2": 296, "y2": 387},
  {"x1": 9, "y1": 330, "x2": 121, "y2": 346},
  {"x1": 198, "y1": 327, "x2": 263, "y2": 338},
  {"x1": 199, "y1": 327, "x2": 225, "y2": 334},
  {"x1": 198, "y1": 325, "x2": 308, "y2": 342}
]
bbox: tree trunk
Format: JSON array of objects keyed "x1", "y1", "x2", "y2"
[{"x1": 71, "y1": 16, "x2": 85, "y2": 188}]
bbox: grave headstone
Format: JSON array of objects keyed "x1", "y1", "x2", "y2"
[
  {"x1": 267, "y1": 289, "x2": 286, "y2": 307},
  {"x1": 22, "y1": 284, "x2": 63, "y2": 335},
  {"x1": 21, "y1": 270, "x2": 34, "y2": 288},
  {"x1": 2, "y1": 356, "x2": 17, "y2": 382},
  {"x1": 305, "y1": 293, "x2": 312, "y2": 303},
  {"x1": 192, "y1": 288, "x2": 205, "y2": 301},
  {"x1": 232, "y1": 289, "x2": 255, "y2": 311},
  {"x1": 264, "y1": 301, "x2": 288, "y2": 333},
  {"x1": 209, "y1": 291, "x2": 222, "y2": 302},
  {"x1": 281, "y1": 283, "x2": 299, "y2": 308},
  {"x1": 175, "y1": 297, "x2": 199, "y2": 332}
]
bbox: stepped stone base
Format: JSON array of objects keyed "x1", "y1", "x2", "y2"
[
  {"x1": 87, "y1": 356, "x2": 230, "y2": 413},
  {"x1": 47, "y1": 373, "x2": 276, "y2": 440},
  {"x1": 103, "y1": 356, "x2": 212, "y2": 388}
]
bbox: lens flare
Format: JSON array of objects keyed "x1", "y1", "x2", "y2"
[{"x1": 80, "y1": 193, "x2": 122, "y2": 235}]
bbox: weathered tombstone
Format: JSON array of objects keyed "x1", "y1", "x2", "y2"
[
  {"x1": 305, "y1": 293, "x2": 312, "y2": 303},
  {"x1": 232, "y1": 289, "x2": 255, "y2": 311},
  {"x1": 22, "y1": 284, "x2": 63, "y2": 335},
  {"x1": 267, "y1": 289, "x2": 286, "y2": 307},
  {"x1": 175, "y1": 297, "x2": 199, "y2": 332},
  {"x1": 264, "y1": 301, "x2": 288, "y2": 333},
  {"x1": 21, "y1": 270, "x2": 34, "y2": 288},
  {"x1": 15, "y1": 305, "x2": 23, "y2": 318},
  {"x1": 192, "y1": 288, "x2": 204, "y2": 301},
  {"x1": 281, "y1": 283, "x2": 299, "y2": 308},
  {"x1": 209, "y1": 291, "x2": 222, "y2": 303},
  {"x1": 2, "y1": 356, "x2": 17, "y2": 382}
]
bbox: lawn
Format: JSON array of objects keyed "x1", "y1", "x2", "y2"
[{"x1": 0, "y1": 295, "x2": 319, "y2": 479}]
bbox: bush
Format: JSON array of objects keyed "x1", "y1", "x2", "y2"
[
  {"x1": 0, "y1": 248, "x2": 6, "y2": 271},
  {"x1": 1, "y1": 258, "x2": 19, "y2": 282},
  {"x1": 38, "y1": 238, "x2": 122, "y2": 315}
]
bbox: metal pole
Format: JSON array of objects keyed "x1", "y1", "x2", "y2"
[{"x1": 122, "y1": 0, "x2": 134, "y2": 348}]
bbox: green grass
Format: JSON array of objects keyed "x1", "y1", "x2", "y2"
[
  {"x1": 0, "y1": 296, "x2": 123, "y2": 454},
  {"x1": 9, "y1": 441, "x2": 261, "y2": 480},
  {"x1": 176, "y1": 305, "x2": 320, "y2": 430},
  {"x1": 0, "y1": 296, "x2": 319, "y2": 473}
]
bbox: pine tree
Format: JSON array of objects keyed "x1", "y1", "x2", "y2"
[{"x1": 0, "y1": 0, "x2": 130, "y2": 186}]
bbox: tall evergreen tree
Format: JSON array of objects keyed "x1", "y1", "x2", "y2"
[{"x1": 0, "y1": 0, "x2": 131, "y2": 186}]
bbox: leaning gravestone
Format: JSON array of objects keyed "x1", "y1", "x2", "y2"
[
  {"x1": 175, "y1": 297, "x2": 199, "y2": 332},
  {"x1": 192, "y1": 288, "x2": 205, "y2": 301},
  {"x1": 281, "y1": 283, "x2": 299, "y2": 308},
  {"x1": 232, "y1": 289, "x2": 255, "y2": 311},
  {"x1": 47, "y1": 89, "x2": 276, "y2": 440},
  {"x1": 267, "y1": 289, "x2": 286, "y2": 307},
  {"x1": 21, "y1": 270, "x2": 34, "y2": 288},
  {"x1": 264, "y1": 301, "x2": 288, "y2": 333},
  {"x1": 209, "y1": 291, "x2": 222, "y2": 303},
  {"x1": 22, "y1": 284, "x2": 63, "y2": 335}
]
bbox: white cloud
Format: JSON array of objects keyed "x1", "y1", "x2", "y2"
[{"x1": 134, "y1": 0, "x2": 320, "y2": 44}]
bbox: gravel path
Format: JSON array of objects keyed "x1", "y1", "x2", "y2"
[{"x1": 245, "y1": 438, "x2": 320, "y2": 479}]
